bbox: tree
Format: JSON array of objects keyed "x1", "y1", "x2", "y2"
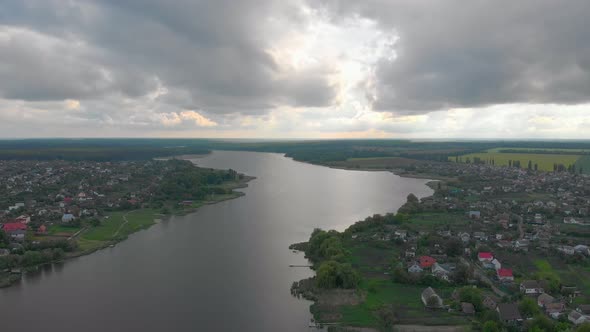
[
  {"x1": 316, "y1": 261, "x2": 361, "y2": 289},
  {"x1": 426, "y1": 295, "x2": 441, "y2": 308},
  {"x1": 482, "y1": 321, "x2": 501, "y2": 332},
  {"x1": 519, "y1": 297, "x2": 540, "y2": 318},
  {"x1": 528, "y1": 160, "x2": 533, "y2": 170},
  {"x1": 526, "y1": 315, "x2": 555, "y2": 332},
  {"x1": 446, "y1": 238, "x2": 464, "y2": 257},
  {"x1": 458, "y1": 287, "x2": 483, "y2": 311},
  {"x1": 452, "y1": 263, "x2": 471, "y2": 284},
  {"x1": 0, "y1": 230, "x2": 8, "y2": 246},
  {"x1": 577, "y1": 323, "x2": 590, "y2": 332},
  {"x1": 407, "y1": 193, "x2": 419, "y2": 204}
]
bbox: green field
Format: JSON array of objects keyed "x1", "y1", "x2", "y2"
[
  {"x1": 533, "y1": 259, "x2": 560, "y2": 281},
  {"x1": 82, "y1": 209, "x2": 157, "y2": 242},
  {"x1": 339, "y1": 280, "x2": 466, "y2": 327},
  {"x1": 575, "y1": 155, "x2": 590, "y2": 173},
  {"x1": 488, "y1": 147, "x2": 590, "y2": 153},
  {"x1": 48, "y1": 225, "x2": 81, "y2": 235},
  {"x1": 451, "y1": 149, "x2": 582, "y2": 172}
]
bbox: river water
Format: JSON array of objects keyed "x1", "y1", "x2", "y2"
[{"x1": 0, "y1": 151, "x2": 432, "y2": 332}]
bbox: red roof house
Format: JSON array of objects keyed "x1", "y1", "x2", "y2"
[
  {"x1": 497, "y1": 268, "x2": 514, "y2": 282},
  {"x1": 1, "y1": 222, "x2": 27, "y2": 232},
  {"x1": 419, "y1": 256, "x2": 437, "y2": 268},
  {"x1": 478, "y1": 252, "x2": 493, "y2": 261}
]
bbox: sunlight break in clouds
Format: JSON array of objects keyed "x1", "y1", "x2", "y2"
[{"x1": 0, "y1": 0, "x2": 589, "y2": 138}]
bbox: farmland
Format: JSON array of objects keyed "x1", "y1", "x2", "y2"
[{"x1": 450, "y1": 148, "x2": 585, "y2": 172}]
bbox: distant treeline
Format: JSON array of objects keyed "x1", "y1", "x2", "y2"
[
  {"x1": 0, "y1": 139, "x2": 212, "y2": 161},
  {"x1": 1, "y1": 138, "x2": 590, "y2": 162}
]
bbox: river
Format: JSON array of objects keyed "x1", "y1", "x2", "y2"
[{"x1": 0, "y1": 151, "x2": 433, "y2": 332}]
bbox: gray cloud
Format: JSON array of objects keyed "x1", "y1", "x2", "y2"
[
  {"x1": 0, "y1": 0, "x2": 335, "y2": 113},
  {"x1": 314, "y1": 0, "x2": 590, "y2": 112}
]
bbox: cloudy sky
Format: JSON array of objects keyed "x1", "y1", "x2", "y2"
[{"x1": 1, "y1": 0, "x2": 589, "y2": 139}]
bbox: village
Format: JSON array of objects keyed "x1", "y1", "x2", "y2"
[
  {"x1": 298, "y1": 159, "x2": 590, "y2": 331},
  {"x1": 0, "y1": 158, "x2": 245, "y2": 286}
]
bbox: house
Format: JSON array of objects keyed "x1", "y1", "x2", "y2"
[
  {"x1": 405, "y1": 249, "x2": 416, "y2": 258},
  {"x1": 557, "y1": 245, "x2": 575, "y2": 255},
  {"x1": 408, "y1": 263, "x2": 423, "y2": 274},
  {"x1": 577, "y1": 305, "x2": 590, "y2": 316},
  {"x1": 473, "y1": 232, "x2": 487, "y2": 241},
  {"x1": 575, "y1": 245, "x2": 590, "y2": 255},
  {"x1": 520, "y1": 280, "x2": 544, "y2": 295},
  {"x1": 478, "y1": 252, "x2": 493, "y2": 262},
  {"x1": 14, "y1": 215, "x2": 31, "y2": 224},
  {"x1": 458, "y1": 232, "x2": 471, "y2": 243},
  {"x1": 37, "y1": 225, "x2": 47, "y2": 234},
  {"x1": 497, "y1": 303, "x2": 523, "y2": 325},
  {"x1": 1, "y1": 222, "x2": 27, "y2": 242},
  {"x1": 437, "y1": 230, "x2": 451, "y2": 237},
  {"x1": 537, "y1": 293, "x2": 555, "y2": 307},
  {"x1": 461, "y1": 302, "x2": 475, "y2": 315},
  {"x1": 432, "y1": 263, "x2": 454, "y2": 281},
  {"x1": 489, "y1": 258, "x2": 502, "y2": 270},
  {"x1": 0, "y1": 248, "x2": 10, "y2": 256},
  {"x1": 564, "y1": 216, "x2": 580, "y2": 224},
  {"x1": 468, "y1": 211, "x2": 481, "y2": 219},
  {"x1": 497, "y1": 268, "x2": 514, "y2": 282},
  {"x1": 569, "y1": 310, "x2": 587, "y2": 325},
  {"x1": 419, "y1": 256, "x2": 437, "y2": 269},
  {"x1": 483, "y1": 295, "x2": 500, "y2": 310},
  {"x1": 514, "y1": 239, "x2": 530, "y2": 250},
  {"x1": 545, "y1": 302, "x2": 565, "y2": 318},
  {"x1": 395, "y1": 230, "x2": 408, "y2": 240},
  {"x1": 62, "y1": 213, "x2": 75, "y2": 223},
  {"x1": 421, "y1": 287, "x2": 443, "y2": 309}
]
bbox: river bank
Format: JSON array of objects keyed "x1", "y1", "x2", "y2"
[{"x1": 0, "y1": 174, "x2": 254, "y2": 289}]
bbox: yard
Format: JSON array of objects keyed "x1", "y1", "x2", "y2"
[
  {"x1": 81, "y1": 209, "x2": 158, "y2": 242},
  {"x1": 338, "y1": 280, "x2": 467, "y2": 327}
]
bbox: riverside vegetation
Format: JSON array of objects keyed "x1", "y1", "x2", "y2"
[{"x1": 0, "y1": 158, "x2": 252, "y2": 287}]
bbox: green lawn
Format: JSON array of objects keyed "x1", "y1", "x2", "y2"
[
  {"x1": 339, "y1": 280, "x2": 465, "y2": 327},
  {"x1": 81, "y1": 209, "x2": 157, "y2": 242},
  {"x1": 533, "y1": 259, "x2": 560, "y2": 281},
  {"x1": 48, "y1": 225, "x2": 81, "y2": 235}
]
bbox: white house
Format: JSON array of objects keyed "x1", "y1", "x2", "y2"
[
  {"x1": 520, "y1": 280, "x2": 544, "y2": 295},
  {"x1": 62, "y1": 214, "x2": 75, "y2": 223},
  {"x1": 557, "y1": 245, "x2": 575, "y2": 256},
  {"x1": 408, "y1": 263, "x2": 423, "y2": 274}
]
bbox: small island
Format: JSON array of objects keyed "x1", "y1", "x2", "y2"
[{"x1": 0, "y1": 158, "x2": 252, "y2": 288}]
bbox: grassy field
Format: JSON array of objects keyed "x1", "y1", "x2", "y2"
[
  {"x1": 82, "y1": 209, "x2": 157, "y2": 242},
  {"x1": 575, "y1": 155, "x2": 590, "y2": 173},
  {"x1": 48, "y1": 225, "x2": 80, "y2": 235},
  {"x1": 488, "y1": 148, "x2": 590, "y2": 153},
  {"x1": 533, "y1": 259, "x2": 560, "y2": 281},
  {"x1": 407, "y1": 212, "x2": 470, "y2": 229},
  {"x1": 450, "y1": 150, "x2": 582, "y2": 172},
  {"x1": 339, "y1": 280, "x2": 466, "y2": 327}
]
